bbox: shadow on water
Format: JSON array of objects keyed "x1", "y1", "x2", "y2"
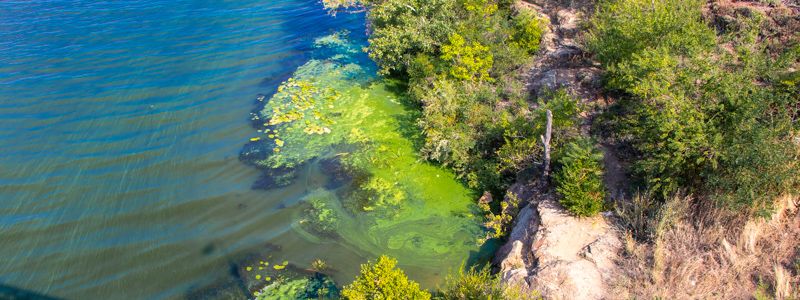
[{"x1": 0, "y1": 284, "x2": 62, "y2": 300}]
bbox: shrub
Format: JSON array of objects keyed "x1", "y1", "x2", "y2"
[
  {"x1": 589, "y1": 0, "x2": 799, "y2": 209},
  {"x1": 441, "y1": 33, "x2": 494, "y2": 82},
  {"x1": 439, "y1": 265, "x2": 540, "y2": 300},
  {"x1": 439, "y1": 266, "x2": 505, "y2": 299},
  {"x1": 586, "y1": 0, "x2": 715, "y2": 66},
  {"x1": 341, "y1": 256, "x2": 431, "y2": 300},
  {"x1": 366, "y1": 0, "x2": 457, "y2": 75},
  {"x1": 511, "y1": 10, "x2": 544, "y2": 54},
  {"x1": 553, "y1": 138, "x2": 606, "y2": 217}
]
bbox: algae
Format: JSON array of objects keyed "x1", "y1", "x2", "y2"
[{"x1": 248, "y1": 31, "x2": 484, "y2": 276}]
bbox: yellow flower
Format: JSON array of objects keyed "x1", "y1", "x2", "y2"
[
  {"x1": 249, "y1": 137, "x2": 261, "y2": 142},
  {"x1": 246, "y1": 266, "x2": 252, "y2": 271},
  {"x1": 255, "y1": 275, "x2": 262, "y2": 280},
  {"x1": 275, "y1": 139, "x2": 285, "y2": 147}
]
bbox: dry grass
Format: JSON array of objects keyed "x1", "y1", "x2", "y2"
[{"x1": 613, "y1": 194, "x2": 800, "y2": 299}]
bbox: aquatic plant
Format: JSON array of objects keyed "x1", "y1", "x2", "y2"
[
  {"x1": 300, "y1": 190, "x2": 341, "y2": 235},
  {"x1": 246, "y1": 31, "x2": 483, "y2": 279},
  {"x1": 254, "y1": 273, "x2": 339, "y2": 300},
  {"x1": 311, "y1": 258, "x2": 328, "y2": 272}
]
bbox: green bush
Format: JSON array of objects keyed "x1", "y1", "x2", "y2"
[
  {"x1": 553, "y1": 138, "x2": 606, "y2": 217},
  {"x1": 511, "y1": 10, "x2": 545, "y2": 54},
  {"x1": 341, "y1": 256, "x2": 431, "y2": 300},
  {"x1": 588, "y1": 0, "x2": 799, "y2": 210},
  {"x1": 441, "y1": 33, "x2": 494, "y2": 82},
  {"x1": 366, "y1": 0, "x2": 457, "y2": 75},
  {"x1": 439, "y1": 265, "x2": 540, "y2": 300},
  {"x1": 586, "y1": 0, "x2": 715, "y2": 66},
  {"x1": 439, "y1": 266, "x2": 505, "y2": 299}
]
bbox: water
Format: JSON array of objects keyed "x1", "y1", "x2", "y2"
[{"x1": 0, "y1": 1, "x2": 484, "y2": 299}]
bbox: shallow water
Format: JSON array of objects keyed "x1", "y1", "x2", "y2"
[{"x1": 0, "y1": 1, "x2": 483, "y2": 299}]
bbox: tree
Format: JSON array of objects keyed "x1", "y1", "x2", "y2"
[
  {"x1": 341, "y1": 256, "x2": 431, "y2": 300},
  {"x1": 553, "y1": 138, "x2": 606, "y2": 217}
]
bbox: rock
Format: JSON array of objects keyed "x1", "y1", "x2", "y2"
[
  {"x1": 479, "y1": 191, "x2": 493, "y2": 205},
  {"x1": 497, "y1": 192, "x2": 622, "y2": 299}
]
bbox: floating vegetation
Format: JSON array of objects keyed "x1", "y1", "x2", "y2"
[
  {"x1": 311, "y1": 259, "x2": 328, "y2": 272},
  {"x1": 253, "y1": 273, "x2": 338, "y2": 300},
  {"x1": 299, "y1": 190, "x2": 341, "y2": 235},
  {"x1": 243, "y1": 31, "x2": 485, "y2": 284}
]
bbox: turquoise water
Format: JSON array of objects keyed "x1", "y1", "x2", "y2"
[{"x1": 0, "y1": 1, "x2": 485, "y2": 299}]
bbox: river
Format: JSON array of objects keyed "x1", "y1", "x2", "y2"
[{"x1": 0, "y1": 1, "x2": 484, "y2": 299}]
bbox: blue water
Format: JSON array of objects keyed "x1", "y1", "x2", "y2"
[{"x1": 0, "y1": 1, "x2": 369, "y2": 299}]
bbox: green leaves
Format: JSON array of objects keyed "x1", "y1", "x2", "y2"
[
  {"x1": 366, "y1": 0, "x2": 457, "y2": 75},
  {"x1": 553, "y1": 138, "x2": 606, "y2": 217},
  {"x1": 441, "y1": 33, "x2": 494, "y2": 82},
  {"x1": 341, "y1": 256, "x2": 431, "y2": 300},
  {"x1": 587, "y1": 0, "x2": 715, "y2": 67},
  {"x1": 511, "y1": 10, "x2": 545, "y2": 54},
  {"x1": 589, "y1": 0, "x2": 800, "y2": 209}
]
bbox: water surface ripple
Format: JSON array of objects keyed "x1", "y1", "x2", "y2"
[{"x1": 0, "y1": 1, "x2": 364, "y2": 298}]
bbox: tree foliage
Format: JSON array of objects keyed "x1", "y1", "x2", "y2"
[
  {"x1": 441, "y1": 33, "x2": 494, "y2": 82},
  {"x1": 589, "y1": 0, "x2": 800, "y2": 209},
  {"x1": 341, "y1": 256, "x2": 431, "y2": 300},
  {"x1": 553, "y1": 138, "x2": 606, "y2": 217}
]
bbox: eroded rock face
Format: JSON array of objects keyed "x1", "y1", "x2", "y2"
[{"x1": 495, "y1": 185, "x2": 621, "y2": 299}]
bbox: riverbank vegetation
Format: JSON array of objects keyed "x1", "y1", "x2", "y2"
[
  {"x1": 341, "y1": 256, "x2": 538, "y2": 300},
  {"x1": 589, "y1": 0, "x2": 798, "y2": 211},
  {"x1": 588, "y1": 0, "x2": 799, "y2": 298},
  {"x1": 303, "y1": 0, "x2": 798, "y2": 298},
  {"x1": 327, "y1": 0, "x2": 551, "y2": 198}
]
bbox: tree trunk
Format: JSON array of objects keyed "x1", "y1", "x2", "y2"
[{"x1": 541, "y1": 109, "x2": 553, "y2": 178}]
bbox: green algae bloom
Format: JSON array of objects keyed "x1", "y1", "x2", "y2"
[{"x1": 250, "y1": 32, "x2": 484, "y2": 275}]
